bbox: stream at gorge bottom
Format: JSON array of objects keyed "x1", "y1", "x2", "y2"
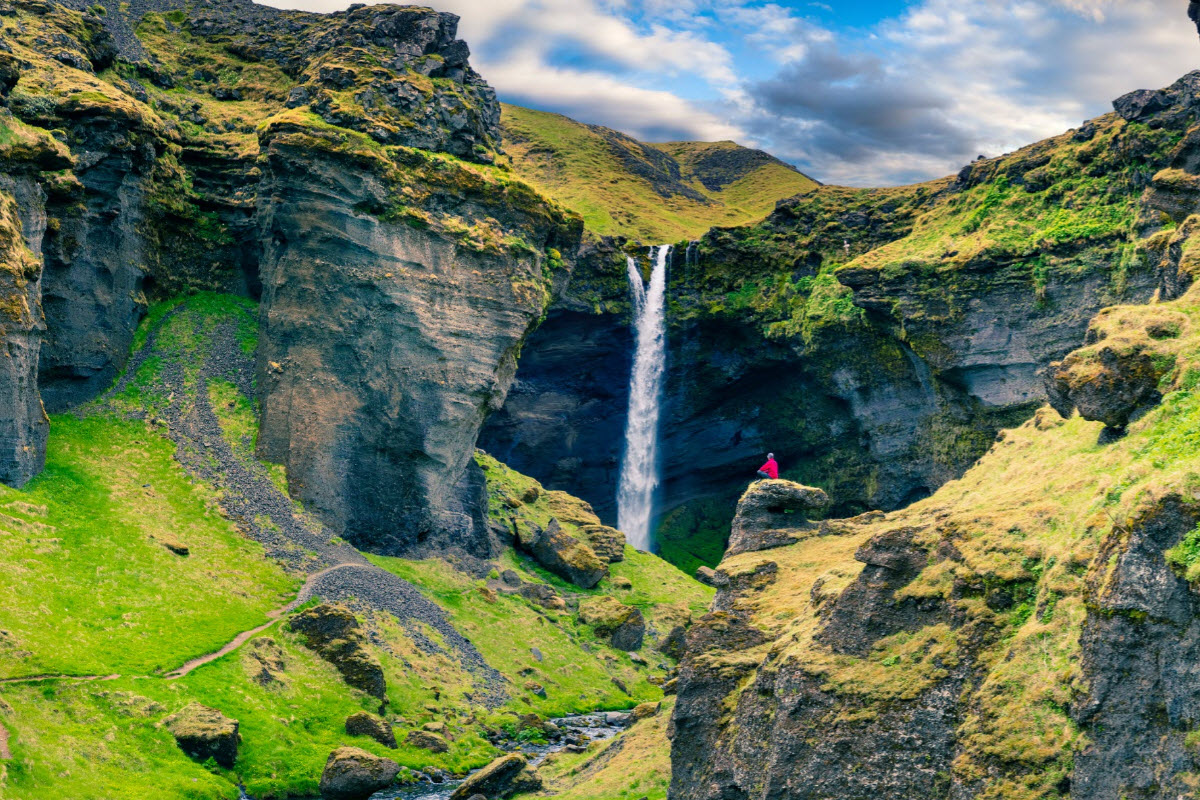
[{"x1": 259, "y1": 712, "x2": 631, "y2": 800}]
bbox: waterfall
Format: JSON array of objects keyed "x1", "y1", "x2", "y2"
[{"x1": 617, "y1": 245, "x2": 671, "y2": 551}]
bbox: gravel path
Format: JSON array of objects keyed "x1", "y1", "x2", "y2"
[{"x1": 96, "y1": 307, "x2": 507, "y2": 704}]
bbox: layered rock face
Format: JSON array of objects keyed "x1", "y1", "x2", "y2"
[{"x1": 255, "y1": 119, "x2": 578, "y2": 554}]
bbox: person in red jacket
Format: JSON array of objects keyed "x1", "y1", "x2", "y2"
[{"x1": 757, "y1": 453, "x2": 779, "y2": 480}]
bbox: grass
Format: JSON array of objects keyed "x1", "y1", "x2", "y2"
[
  {"x1": 0, "y1": 414, "x2": 297, "y2": 679},
  {"x1": 501, "y1": 104, "x2": 816, "y2": 242},
  {"x1": 516, "y1": 698, "x2": 675, "y2": 800}
]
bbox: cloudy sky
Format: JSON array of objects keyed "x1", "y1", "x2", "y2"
[{"x1": 261, "y1": 0, "x2": 1199, "y2": 186}]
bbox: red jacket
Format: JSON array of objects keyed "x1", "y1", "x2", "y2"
[{"x1": 759, "y1": 459, "x2": 779, "y2": 479}]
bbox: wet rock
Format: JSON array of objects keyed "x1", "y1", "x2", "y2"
[
  {"x1": 319, "y1": 746, "x2": 401, "y2": 800},
  {"x1": 162, "y1": 703, "x2": 239, "y2": 768},
  {"x1": 450, "y1": 753, "x2": 542, "y2": 799},
  {"x1": 578, "y1": 596, "x2": 644, "y2": 650},
  {"x1": 406, "y1": 730, "x2": 449, "y2": 753},
  {"x1": 518, "y1": 518, "x2": 608, "y2": 588},
  {"x1": 242, "y1": 637, "x2": 287, "y2": 687},
  {"x1": 727, "y1": 480, "x2": 830, "y2": 556},
  {"x1": 580, "y1": 523, "x2": 625, "y2": 563},
  {"x1": 345, "y1": 711, "x2": 395, "y2": 749},
  {"x1": 288, "y1": 604, "x2": 386, "y2": 702}
]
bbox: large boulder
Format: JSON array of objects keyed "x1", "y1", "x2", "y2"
[
  {"x1": 406, "y1": 729, "x2": 449, "y2": 753},
  {"x1": 345, "y1": 711, "x2": 395, "y2": 749},
  {"x1": 578, "y1": 596, "x2": 645, "y2": 651},
  {"x1": 450, "y1": 753, "x2": 542, "y2": 800},
  {"x1": 727, "y1": 480, "x2": 830, "y2": 556},
  {"x1": 288, "y1": 604, "x2": 386, "y2": 702},
  {"x1": 162, "y1": 704, "x2": 239, "y2": 768},
  {"x1": 580, "y1": 523, "x2": 626, "y2": 563},
  {"x1": 518, "y1": 518, "x2": 608, "y2": 588},
  {"x1": 1045, "y1": 307, "x2": 1184, "y2": 431},
  {"x1": 319, "y1": 746, "x2": 401, "y2": 800}
]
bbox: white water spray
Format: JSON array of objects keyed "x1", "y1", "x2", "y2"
[{"x1": 617, "y1": 245, "x2": 671, "y2": 551}]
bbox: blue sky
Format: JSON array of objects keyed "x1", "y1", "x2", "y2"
[{"x1": 267, "y1": 0, "x2": 1198, "y2": 186}]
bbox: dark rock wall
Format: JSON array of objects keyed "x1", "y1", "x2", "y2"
[
  {"x1": 254, "y1": 129, "x2": 578, "y2": 555},
  {"x1": 0, "y1": 176, "x2": 49, "y2": 486}
]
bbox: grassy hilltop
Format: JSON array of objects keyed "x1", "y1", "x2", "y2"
[{"x1": 500, "y1": 104, "x2": 818, "y2": 242}]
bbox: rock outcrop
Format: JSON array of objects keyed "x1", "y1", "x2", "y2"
[
  {"x1": 727, "y1": 479, "x2": 829, "y2": 556},
  {"x1": 1047, "y1": 298, "x2": 1185, "y2": 431},
  {"x1": 162, "y1": 703, "x2": 239, "y2": 768},
  {"x1": 515, "y1": 518, "x2": 607, "y2": 588},
  {"x1": 318, "y1": 746, "x2": 400, "y2": 800},
  {"x1": 578, "y1": 595, "x2": 645, "y2": 651},
  {"x1": 288, "y1": 604, "x2": 386, "y2": 702},
  {"x1": 580, "y1": 523, "x2": 626, "y2": 563}
]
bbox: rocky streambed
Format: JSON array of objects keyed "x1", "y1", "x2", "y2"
[{"x1": 274, "y1": 712, "x2": 632, "y2": 800}]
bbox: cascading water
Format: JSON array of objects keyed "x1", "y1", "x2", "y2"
[{"x1": 617, "y1": 245, "x2": 670, "y2": 551}]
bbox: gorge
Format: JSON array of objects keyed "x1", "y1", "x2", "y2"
[{"x1": 3, "y1": 2, "x2": 1200, "y2": 800}]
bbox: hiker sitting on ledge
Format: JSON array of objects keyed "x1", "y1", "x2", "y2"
[{"x1": 757, "y1": 453, "x2": 779, "y2": 480}]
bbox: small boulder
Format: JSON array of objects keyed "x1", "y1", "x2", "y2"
[
  {"x1": 289, "y1": 604, "x2": 386, "y2": 702},
  {"x1": 406, "y1": 730, "x2": 449, "y2": 753},
  {"x1": 162, "y1": 703, "x2": 239, "y2": 768},
  {"x1": 319, "y1": 746, "x2": 401, "y2": 800},
  {"x1": 658, "y1": 624, "x2": 688, "y2": 660},
  {"x1": 611, "y1": 576, "x2": 633, "y2": 590},
  {"x1": 345, "y1": 711, "x2": 396, "y2": 749},
  {"x1": 450, "y1": 753, "x2": 542, "y2": 800},
  {"x1": 727, "y1": 480, "x2": 830, "y2": 555},
  {"x1": 578, "y1": 596, "x2": 645, "y2": 651},
  {"x1": 580, "y1": 524, "x2": 626, "y2": 563}
]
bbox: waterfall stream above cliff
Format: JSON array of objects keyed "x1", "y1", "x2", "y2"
[{"x1": 618, "y1": 245, "x2": 670, "y2": 551}]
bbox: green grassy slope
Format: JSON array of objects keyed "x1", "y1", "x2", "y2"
[
  {"x1": 500, "y1": 104, "x2": 817, "y2": 242},
  {"x1": 0, "y1": 295, "x2": 711, "y2": 800}
]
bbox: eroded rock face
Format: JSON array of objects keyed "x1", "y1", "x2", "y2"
[
  {"x1": 288, "y1": 604, "x2": 386, "y2": 702},
  {"x1": 727, "y1": 479, "x2": 829, "y2": 556},
  {"x1": 1072, "y1": 496, "x2": 1200, "y2": 799},
  {"x1": 254, "y1": 121, "x2": 579, "y2": 556},
  {"x1": 0, "y1": 178, "x2": 48, "y2": 487},
  {"x1": 319, "y1": 746, "x2": 400, "y2": 800},
  {"x1": 162, "y1": 703, "x2": 239, "y2": 768}
]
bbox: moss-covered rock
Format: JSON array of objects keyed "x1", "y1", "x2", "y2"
[
  {"x1": 161, "y1": 703, "x2": 239, "y2": 769},
  {"x1": 449, "y1": 753, "x2": 541, "y2": 800},
  {"x1": 580, "y1": 523, "x2": 626, "y2": 563},
  {"x1": 288, "y1": 604, "x2": 386, "y2": 702},
  {"x1": 520, "y1": 518, "x2": 608, "y2": 589},
  {"x1": 579, "y1": 596, "x2": 645, "y2": 651},
  {"x1": 318, "y1": 746, "x2": 400, "y2": 800},
  {"x1": 344, "y1": 711, "x2": 395, "y2": 749}
]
